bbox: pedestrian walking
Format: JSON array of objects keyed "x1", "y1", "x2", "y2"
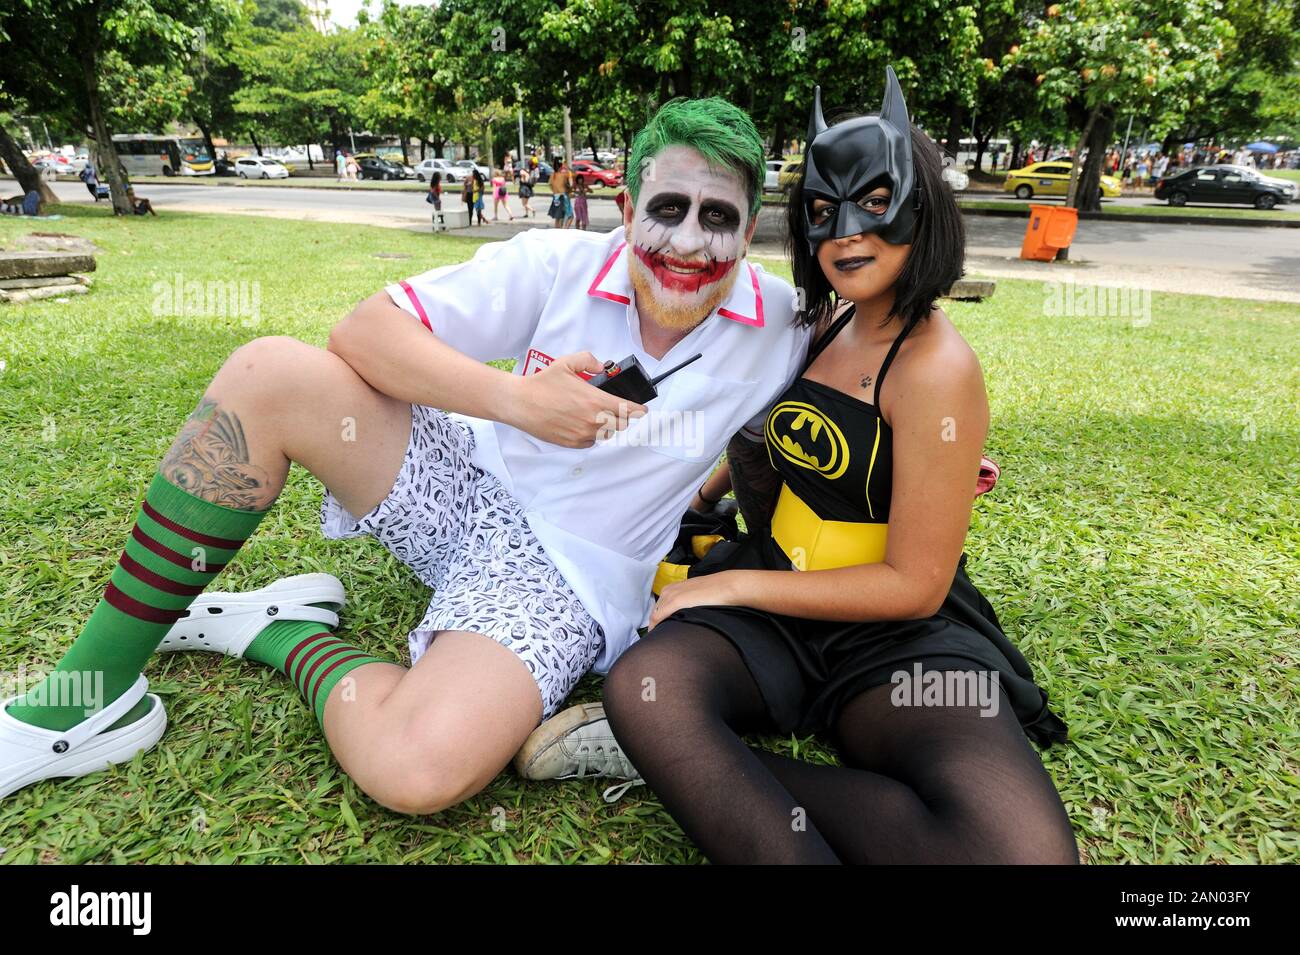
[
  {"x1": 518, "y1": 163, "x2": 535, "y2": 218},
  {"x1": 573, "y1": 172, "x2": 590, "y2": 230},
  {"x1": 492, "y1": 169, "x2": 514, "y2": 221}
]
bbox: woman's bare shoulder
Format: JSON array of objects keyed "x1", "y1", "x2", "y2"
[{"x1": 887, "y1": 308, "x2": 986, "y2": 407}]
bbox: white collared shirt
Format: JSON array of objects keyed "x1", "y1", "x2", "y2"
[{"x1": 385, "y1": 225, "x2": 812, "y2": 670}]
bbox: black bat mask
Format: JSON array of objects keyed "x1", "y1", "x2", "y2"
[{"x1": 803, "y1": 66, "x2": 919, "y2": 253}]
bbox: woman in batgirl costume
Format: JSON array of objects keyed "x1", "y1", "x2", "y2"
[{"x1": 601, "y1": 68, "x2": 1077, "y2": 865}]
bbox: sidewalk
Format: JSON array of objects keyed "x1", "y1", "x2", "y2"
[{"x1": 458, "y1": 217, "x2": 1300, "y2": 305}]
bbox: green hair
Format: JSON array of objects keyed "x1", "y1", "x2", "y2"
[{"x1": 626, "y1": 97, "x2": 766, "y2": 218}]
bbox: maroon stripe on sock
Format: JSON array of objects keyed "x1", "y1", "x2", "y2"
[
  {"x1": 141, "y1": 500, "x2": 247, "y2": 550},
  {"x1": 117, "y1": 551, "x2": 207, "y2": 597},
  {"x1": 297, "y1": 645, "x2": 354, "y2": 697},
  {"x1": 287, "y1": 635, "x2": 343, "y2": 686},
  {"x1": 131, "y1": 525, "x2": 228, "y2": 574},
  {"x1": 104, "y1": 581, "x2": 186, "y2": 625},
  {"x1": 308, "y1": 653, "x2": 370, "y2": 710}
]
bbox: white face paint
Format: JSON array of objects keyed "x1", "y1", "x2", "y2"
[{"x1": 626, "y1": 144, "x2": 752, "y2": 331}]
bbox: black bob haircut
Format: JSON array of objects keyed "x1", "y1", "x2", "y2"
[{"x1": 785, "y1": 119, "x2": 965, "y2": 329}]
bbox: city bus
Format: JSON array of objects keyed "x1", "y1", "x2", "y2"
[{"x1": 111, "y1": 134, "x2": 215, "y2": 176}]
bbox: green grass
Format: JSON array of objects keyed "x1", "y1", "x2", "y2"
[{"x1": 1, "y1": 204, "x2": 1296, "y2": 863}]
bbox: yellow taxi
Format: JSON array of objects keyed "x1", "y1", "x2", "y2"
[
  {"x1": 1003, "y1": 161, "x2": 1121, "y2": 200},
  {"x1": 778, "y1": 155, "x2": 803, "y2": 192}
]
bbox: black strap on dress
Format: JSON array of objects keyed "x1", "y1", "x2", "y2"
[
  {"x1": 803, "y1": 304, "x2": 918, "y2": 408},
  {"x1": 872, "y1": 318, "x2": 916, "y2": 407}
]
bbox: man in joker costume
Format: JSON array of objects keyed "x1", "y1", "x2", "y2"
[{"x1": 1, "y1": 98, "x2": 813, "y2": 812}]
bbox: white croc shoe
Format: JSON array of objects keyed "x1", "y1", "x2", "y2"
[
  {"x1": 157, "y1": 572, "x2": 345, "y2": 659},
  {"x1": 0, "y1": 674, "x2": 166, "y2": 800}
]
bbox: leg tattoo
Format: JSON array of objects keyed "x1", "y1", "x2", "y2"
[{"x1": 161, "y1": 397, "x2": 276, "y2": 511}]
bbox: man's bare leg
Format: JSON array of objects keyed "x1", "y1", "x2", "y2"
[
  {"x1": 322, "y1": 632, "x2": 543, "y2": 814},
  {"x1": 180, "y1": 337, "x2": 546, "y2": 813},
  {"x1": 8, "y1": 335, "x2": 543, "y2": 812}
]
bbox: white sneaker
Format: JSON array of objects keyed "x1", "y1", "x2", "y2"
[
  {"x1": 156, "y1": 573, "x2": 345, "y2": 658},
  {"x1": 0, "y1": 674, "x2": 166, "y2": 800},
  {"x1": 513, "y1": 702, "x2": 644, "y2": 802}
]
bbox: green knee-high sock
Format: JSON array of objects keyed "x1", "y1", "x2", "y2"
[
  {"x1": 9, "y1": 473, "x2": 266, "y2": 732},
  {"x1": 244, "y1": 622, "x2": 388, "y2": 726}
]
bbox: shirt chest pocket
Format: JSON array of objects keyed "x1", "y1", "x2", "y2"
[{"x1": 627, "y1": 368, "x2": 760, "y2": 463}]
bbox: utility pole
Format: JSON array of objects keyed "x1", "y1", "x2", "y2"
[
  {"x1": 1119, "y1": 114, "x2": 1134, "y2": 167},
  {"x1": 562, "y1": 72, "x2": 573, "y2": 167}
]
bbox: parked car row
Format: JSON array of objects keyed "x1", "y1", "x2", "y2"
[
  {"x1": 1153, "y1": 165, "x2": 1297, "y2": 209},
  {"x1": 231, "y1": 156, "x2": 290, "y2": 179},
  {"x1": 28, "y1": 152, "x2": 89, "y2": 178}
]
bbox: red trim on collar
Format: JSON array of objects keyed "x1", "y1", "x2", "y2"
[
  {"x1": 590, "y1": 243, "x2": 765, "y2": 327},
  {"x1": 587, "y1": 242, "x2": 631, "y2": 305},
  {"x1": 397, "y1": 280, "x2": 433, "y2": 331},
  {"x1": 717, "y1": 264, "x2": 765, "y2": 328}
]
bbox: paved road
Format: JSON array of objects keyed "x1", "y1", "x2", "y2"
[{"x1": 19, "y1": 178, "x2": 1300, "y2": 302}]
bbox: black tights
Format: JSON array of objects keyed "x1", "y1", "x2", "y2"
[{"x1": 603, "y1": 622, "x2": 1079, "y2": 864}]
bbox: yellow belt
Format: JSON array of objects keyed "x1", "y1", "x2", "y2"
[{"x1": 771, "y1": 483, "x2": 888, "y2": 571}]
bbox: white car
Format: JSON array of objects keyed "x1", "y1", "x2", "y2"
[
  {"x1": 454, "y1": 159, "x2": 491, "y2": 180},
  {"x1": 764, "y1": 160, "x2": 784, "y2": 192},
  {"x1": 234, "y1": 156, "x2": 290, "y2": 179},
  {"x1": 414, "y1": 158, "x2": 460, "y2": 182}
]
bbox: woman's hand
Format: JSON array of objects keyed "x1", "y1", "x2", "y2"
[{"x1": 649, "y1": 570, "x2": 754, "y2": 629}]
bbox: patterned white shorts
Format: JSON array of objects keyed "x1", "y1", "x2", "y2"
[{"x1": 319, "y1": 403, "x2": 604, "y2": 719}]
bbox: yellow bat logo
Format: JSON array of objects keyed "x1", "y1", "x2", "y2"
[{"x1": 766, "y1": 401, "x2": 850, "y2": 480}]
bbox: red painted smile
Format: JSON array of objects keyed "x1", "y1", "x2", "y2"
[{"x1": 633, "y1": 245, "x2": 736, "y2": 293}]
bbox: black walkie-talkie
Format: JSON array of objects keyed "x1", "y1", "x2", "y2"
[{"x1": 587, "y1": 352, "x2": 703, "y2": 403}]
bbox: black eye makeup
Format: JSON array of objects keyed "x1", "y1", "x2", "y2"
[
  {"x1": 643, "y1": 192, "x2": 742, "y2": 233},
  {"x1": 855, "y1": 190, "x2": 892, "y2": 214},
  {"x1": 645, "y1": 192, "x2": 691, "y2": 224},
  {"x1": 700, "y1": 200, "x2": 741, "y2": 231}
]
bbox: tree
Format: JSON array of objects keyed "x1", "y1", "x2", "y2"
[
  {"x1": 1011, "y1": 0, "x2": 1232, "y2": 214},
  {"x1": 234, "y1": 23, "x2": 369, "y2": 161},
  {"x1": 0, "y1": 0, "x2": 238, "y2": 215}
]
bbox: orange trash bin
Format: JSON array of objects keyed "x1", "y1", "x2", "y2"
[{"x1": 1019, "y1": 204, "x2": 1079, "y2": 261}]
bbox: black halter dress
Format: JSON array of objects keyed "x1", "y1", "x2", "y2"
[{"x1": 665, "y1": 309, "x2": 1070, "y2": 746}]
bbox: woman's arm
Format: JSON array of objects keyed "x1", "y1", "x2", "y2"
[
  {"x1": 725, "y1": 431, "x2": 782, "y2": 536},
  {"x1": 689, "y1": 461, "x2": 732, "y2": 512},
  {"x1": 650, "y1": 334, "x2": 988, "y2": 627}
]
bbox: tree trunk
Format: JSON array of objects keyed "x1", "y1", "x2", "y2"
[
  {"x1": 398, "y1": 132, "x2": 410, "y2": 165},
  {"x1": 770, "y1": 115, "x2": 786, "y2": 160},
  {"x1": 943, "y1": 97, "x2": 964, "y2": 161},
  {"x1": 974, "y1": 134, "x2": 990, "y2": 175},
  {"x1": 1076, "y1": 109, "x2": 1114, "y2": 213},
  {"x1": 82, "y1": 54, "x2": 132, "y2": 216},
  {"x1": 0, "y1": 123, "x2": 58, "y2": 204},
  {"x1": 196, "y1": 120, "x2": 218, "y2": 172},
  {"x1": 432, "y1": 136, "x2": 446, "y2": 160},
  {"x1": 250, "y1": 130, "x2": 263, "y2": 155},
  {"x1": 1058, "y1": 102, "x2": 1105, "y2": 260}
]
